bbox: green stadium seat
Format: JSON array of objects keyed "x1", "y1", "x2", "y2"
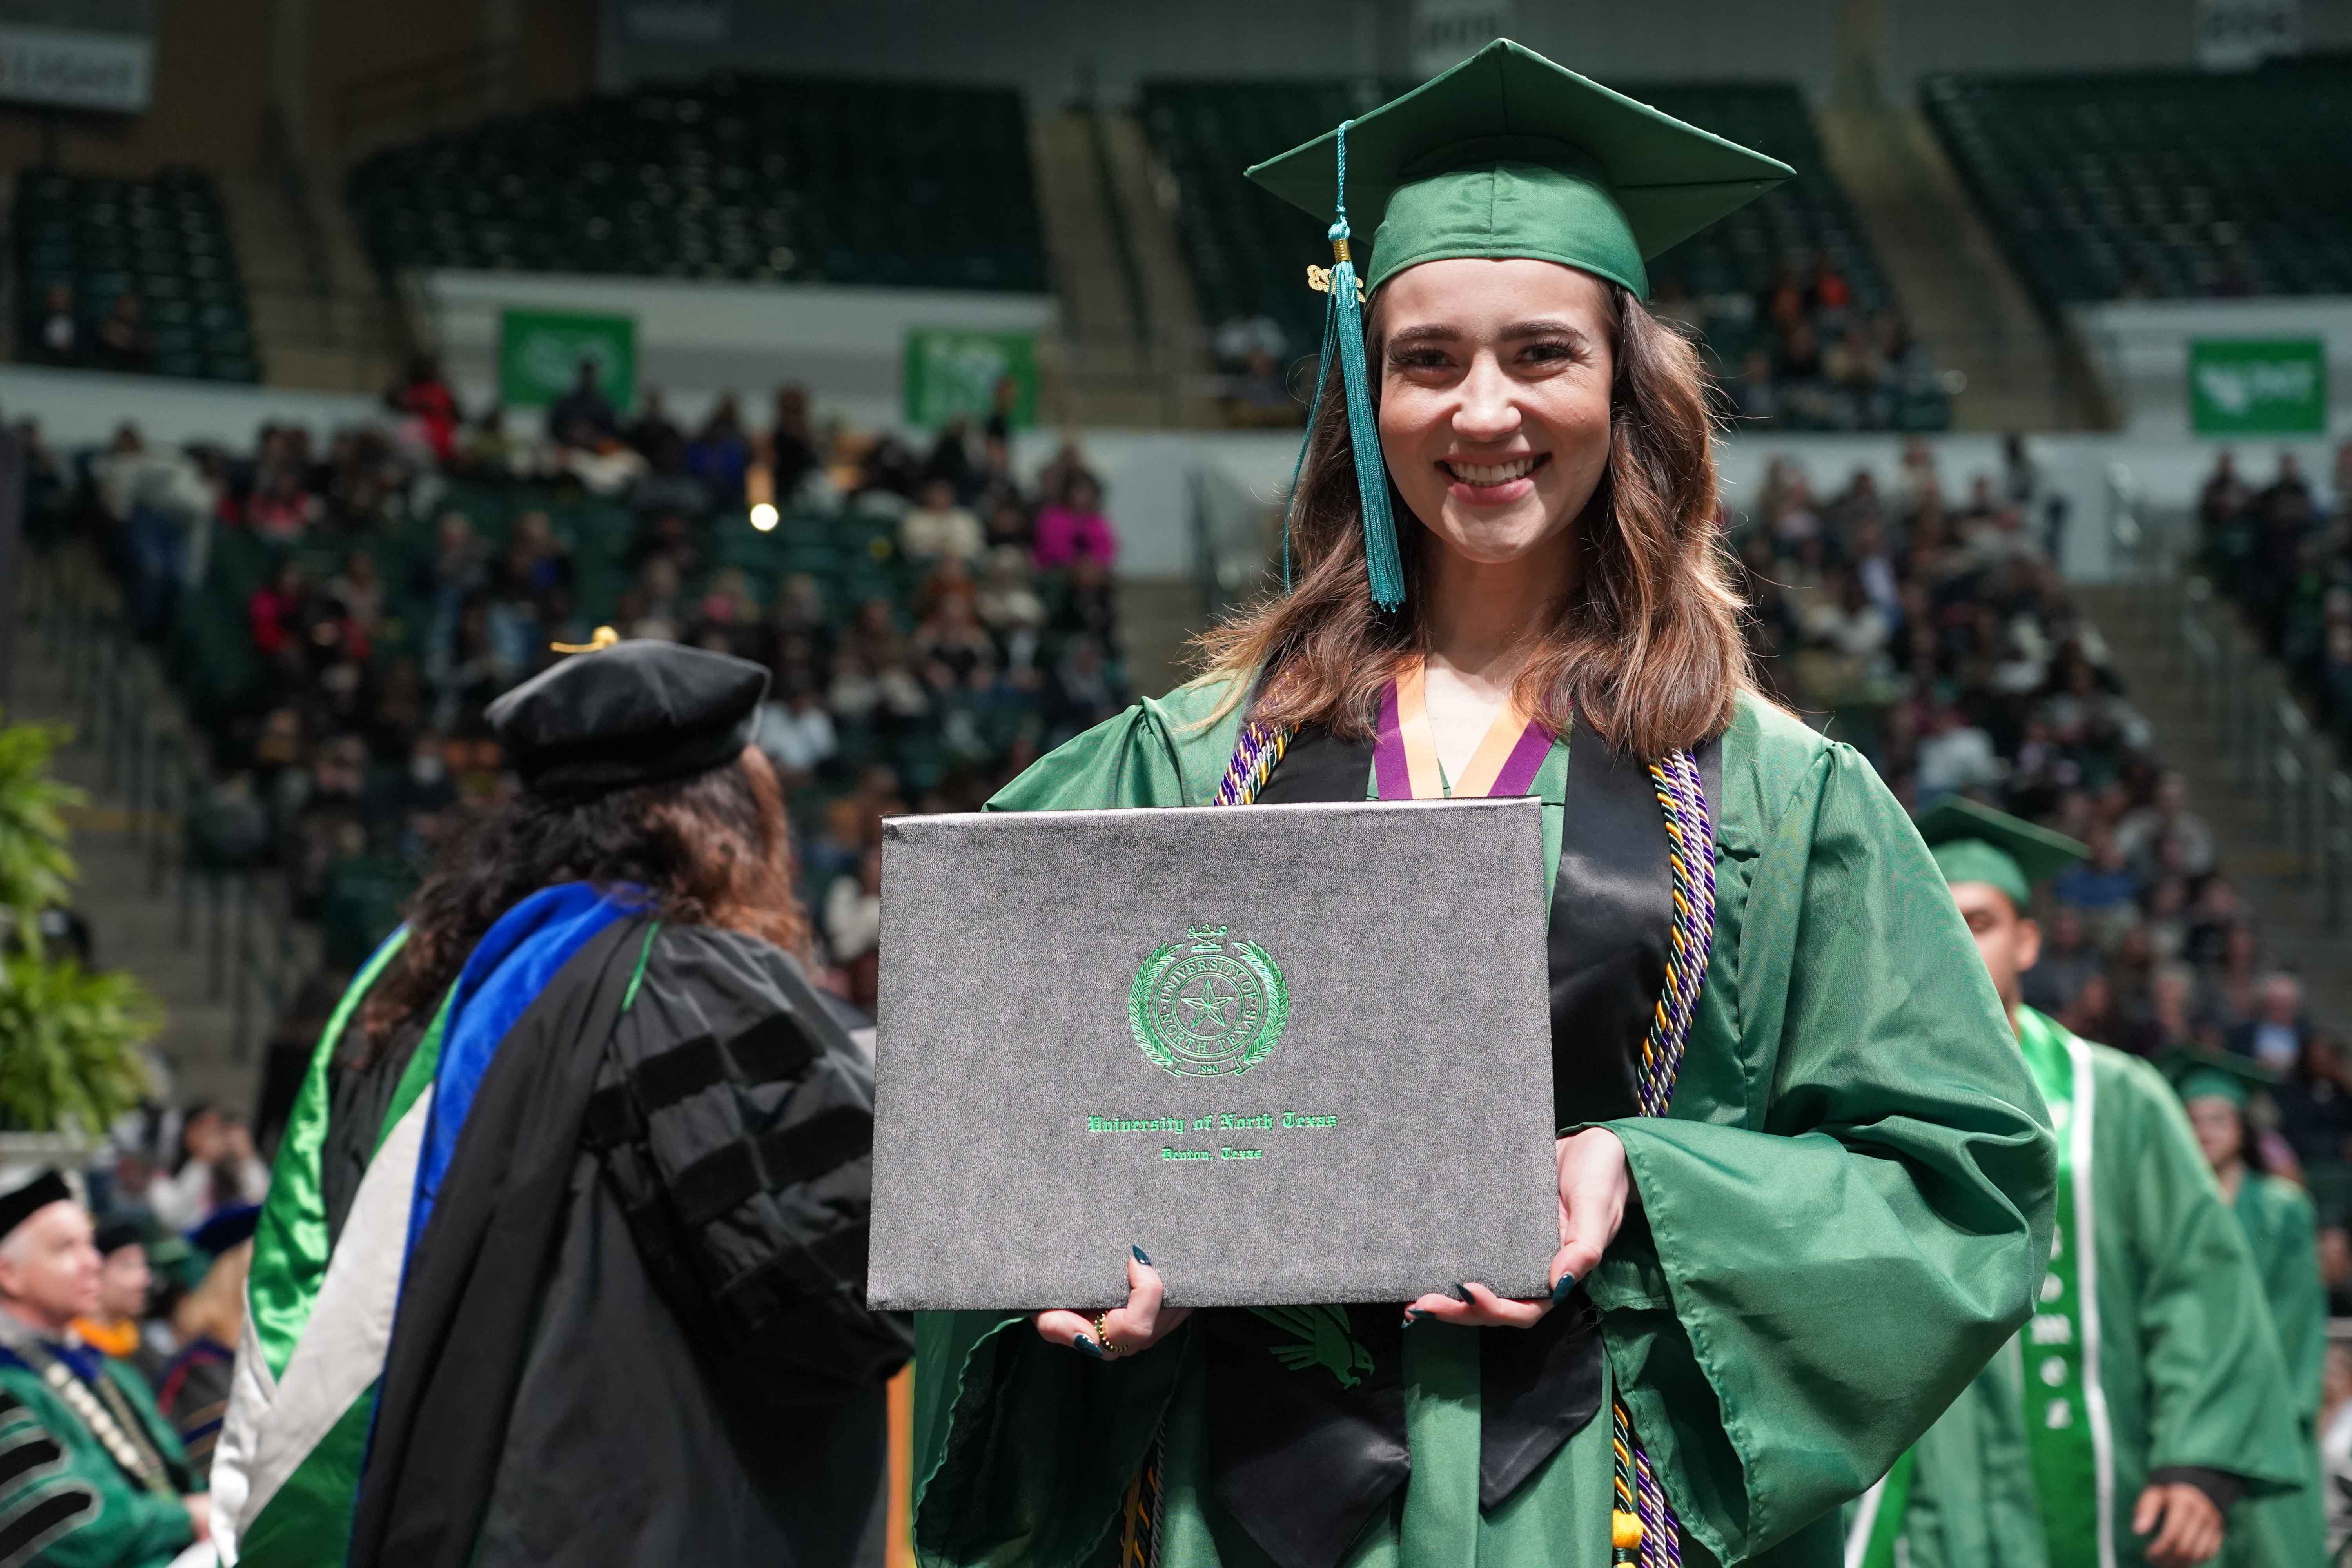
[
  {"x1": 11, "y1": 165, "x2": 258, "y2": 383},
  {"x1": 345, "y1": 76, "x2": 1046, "y2": 292},
  {"x1": 1923, "y1": 60, "x2": 2352, "y2": 305}
]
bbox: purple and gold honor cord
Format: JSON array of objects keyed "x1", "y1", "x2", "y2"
[{"x1": 1218, "y1": 719, "x2": 1715, "y2": 1568}]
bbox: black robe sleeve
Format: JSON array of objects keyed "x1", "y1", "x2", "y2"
[{"x1": 586, "y1": 924, "x2": 913, "y2": 1406}]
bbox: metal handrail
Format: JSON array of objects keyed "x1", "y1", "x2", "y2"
[
  {"x1": 2112, "y1": 477, "x2": 2352, "y2": 931},
  {"x1": 27, "y1": 554, "x2": 304, "y2": 1063}
]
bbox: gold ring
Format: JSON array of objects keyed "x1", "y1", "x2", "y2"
[{"x1": 1093, "y1": 1312, "x2": 1122, "y2": 1359}]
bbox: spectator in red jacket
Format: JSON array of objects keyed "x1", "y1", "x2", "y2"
[{"x1": 248, "y1": 562, "x2": 309, "y2": 659}]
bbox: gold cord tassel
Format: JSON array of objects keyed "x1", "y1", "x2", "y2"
[{"x1": 550, "y1": 625, "x2": 621, "y2": 654}]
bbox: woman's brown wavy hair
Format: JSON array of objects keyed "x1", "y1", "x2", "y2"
[
  {"x1": 1196, "y1": 280, "x2": 1753, "y2": 760},
  {"x1": 356, "y1": 745, "x2": 809, "y2": 1056}
]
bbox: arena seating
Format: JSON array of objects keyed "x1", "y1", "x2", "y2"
[
  {"x1": 12, "y1": 167, "x2": 260, "y2": 382},
  {"x1": 346, "y1": 75, "x2": 1048, "y2": 291},
  {"x1": 49, "y1": 399, "x2": 1125, "y2": 979},
  {"x1": 1925, "y1": 58, "x2": 2352, "y2": 305},
  {"x1": 1140, "y1": 78, "x2": 1389, "y2": 367},
  {"x1": 1141, "y1": 76, "x2": 1942, "y2": 429},
  {"x1": 1630, "y1": 83, "x2": 1895, "y2": 339}
]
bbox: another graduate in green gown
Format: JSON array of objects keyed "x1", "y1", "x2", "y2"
[
  {"x1": 2170, "y1": 1053, "x2": 2330, "y2": 1568},
  {"x1": 912, "y1": 39, "x2": 2056, "y2": 1568},
  {"x1": 1848, "y1": 800, "x2": 2308, "y2": 1568}
]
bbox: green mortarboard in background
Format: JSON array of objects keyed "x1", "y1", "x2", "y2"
[
  {"x1": 1913, "y1": 795, "x2": 2087, "y2": 911},
  {"x1": 1240, "y1": 39, "x2": 1792, "y2": 612},
  {"x1": 2156, "y1": 1045, "x2": 2278, "y2": 1110}
]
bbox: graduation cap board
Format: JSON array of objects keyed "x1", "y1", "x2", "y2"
[
  {"x1": 1914, "y1": 796, "x2": 2087, "y2": 912},
  {"x1": 1245, "y1": 38, "x2": 1793, "y2": 301},
  {"x1": 2157, "y1": 1046, "x2": 2277, "y2": 1109},
  {"x1": 1240, "y1": 39, "x2": 1791, "y2": 610}
]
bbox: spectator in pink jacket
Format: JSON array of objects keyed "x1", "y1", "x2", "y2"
[{"x1": 1032, "y1": 473, "x2": 1118, "y2": 570}]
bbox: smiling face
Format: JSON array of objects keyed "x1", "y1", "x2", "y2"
[{"x1": 1374, "y1": 259, "x2": 1617, "y2": 583}]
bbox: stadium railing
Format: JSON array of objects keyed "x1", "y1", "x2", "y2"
[
  {"x1": 28, "y1": 554, "x2": 304, "y2": 1064},
  {"x1": 2110, "y1": 471, "x2": 2352, "y2": 929}
]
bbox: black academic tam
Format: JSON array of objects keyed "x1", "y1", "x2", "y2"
[{"x1": 487, "y1": 637, "x2": 769, "y2": 796}]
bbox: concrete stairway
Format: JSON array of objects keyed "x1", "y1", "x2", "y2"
[
  {"x1": 218, "y1": 167, "x2": 404, "y2": 394},
  {"x1": 1028, "y1": 107, "x2": 1226, "y2": 430},
  {"x1": 9, "y1": 562, "x2": 296, "y2": 1117},
  {"x1": 1029, "y1": 107, "x2": 1167, "y2": 427},
  {"x1": 2076, "y1": 581, "x2": 2352, "y2": 1026},
  {"x1": 1095, "y1": 111, "x2": 1220, "y2": 428},
  {"x1": 1815, "y1": 105, "x2": 2102, "y2": 433}
]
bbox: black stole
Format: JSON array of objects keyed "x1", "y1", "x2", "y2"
[{"x1": 1203, "y1": 719, "x2": 1717, "y2": 1568}]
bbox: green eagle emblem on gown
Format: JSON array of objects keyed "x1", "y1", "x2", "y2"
[{"x1": 1249, "y1": 1305, "x2": 1377, "y2": 1389}]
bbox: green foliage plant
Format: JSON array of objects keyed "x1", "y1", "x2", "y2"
[{"x1": 0, "y1": 711, "x2": 158, "y2": 1133}]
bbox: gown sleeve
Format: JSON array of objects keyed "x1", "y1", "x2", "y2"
[
  {"x1": 914, "y1": 694, "x2": 1227, "y2": 1568},
  {"x1": 2111, "y1": 1059, "x2": 2305, "y2": 1492},
  {"x1": 984, "y1": 688, "x2": 1233, "y2": 815},
  {"x1": 0, "y1": 1374, "x2": 196, "y2": 1568},
  {"x1": 597, "y1": 925, "x2": 913, "y2": 1407},
  {"x1": 2256, "y1": 1179, "x2": 2327, "y2": 1431},
  {"x1": 1588, "y1": 737, "x2": 2059, "y2": 1564}
]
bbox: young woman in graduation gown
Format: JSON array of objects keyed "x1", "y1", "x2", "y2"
[
  {"x1": 910, "y1": 41, "x2": 2057, "y2": 1568},
  {"x1": 2182, "y1": 1066, "x2": 2330, "y2": 1568}
]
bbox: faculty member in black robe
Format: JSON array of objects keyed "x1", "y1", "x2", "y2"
[{"x1": 220, "y1": 633, "x2": 910, "y2": 1568}]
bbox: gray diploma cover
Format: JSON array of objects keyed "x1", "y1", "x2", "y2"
[{"x1": 868, "y1": 795, "x2": 1559, "y2": 1311}]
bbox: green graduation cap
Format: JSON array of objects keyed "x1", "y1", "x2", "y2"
[
  {"x1": 1914, "y1": 795, "x2": 2087, "y2": 912},
  {"x1": 2156, "y1": 1045, "x2": 2278, "y2": 1109},
  {"x1": 1242, "y1": 39, "x2": 1792, "y2": 610},
  {"x1": 1247, "y1": 39, "x2": 1793, "y2": 301}
]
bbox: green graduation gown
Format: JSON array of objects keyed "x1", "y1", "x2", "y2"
[
  {"x1": 911, "y1": 683, "x2": 2058, "y2": 1568},
  {"x1": 0, "y1": 1346, "x2": 196, "y2": 1568},
  {"x1": 1882, "y1": 1010, "x2": 2308, "y2": 1568},
  {"x1": 2223, "y1": 1172, "x2": 2328, "y2": 1568}
]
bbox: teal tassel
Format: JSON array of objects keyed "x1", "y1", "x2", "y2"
[{"x1": 1314, "y1": 120, "x2": 1405, "y2": 610}]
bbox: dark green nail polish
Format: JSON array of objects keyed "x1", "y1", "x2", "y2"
[
  {"x1": 1403, "y1": 1308, "x2": 1421, "y2": 1327},
  {"x1": 1132, "y1": 1245, "x2": 1152, "y2": 1266},
  {"x1": 1551, "y1": 1272, "x2": 1578, "y2": 1305},
  {"x1": 1074, "y1": 1335, "x2": 1102, "y2": 1358},
  {"x1": 1451, "y1": 1283, "x2": 1473, "y2": 1303}
]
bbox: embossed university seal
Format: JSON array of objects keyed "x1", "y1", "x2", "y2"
[{"x1": 1129, "y1": 924, "x2": 1288, "y2": 1078}]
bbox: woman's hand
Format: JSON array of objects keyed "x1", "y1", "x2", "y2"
[
  {"x1": 1034, "y1": 1247, "x2": 1192, "y2": 1359},
  {"x1": 1404, "y1": 1127, "x2": 1630, "y2": 1328}
]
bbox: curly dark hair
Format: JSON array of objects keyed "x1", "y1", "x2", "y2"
[{"x1": 358, "y1": 745, "x2": 808, "y2": 1056}]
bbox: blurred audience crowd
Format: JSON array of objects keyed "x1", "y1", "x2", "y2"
[
  {"x1": 29, "y1": 359, "x2": 1131, "y2": 1049},
  {"x1": 1655, "y1": 254, "x2": 1952, "y2": 433},
  {"x1": 1738, "y1": 437, "x2": 2352, "y2": 1306},
  {"x1": 2198, "y1": 442, "x2": 2352, "y2": 748}
]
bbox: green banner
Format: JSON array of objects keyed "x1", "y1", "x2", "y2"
[
  {"x1": 498, "y1": 308, "x2": 637, "y2": 411},
  {"x1": 2189, "y1": 338, "x2": 2327, "y2": 435},
  {"x1": 903, "y1": 327, "x2": 1038, "y2": 430}
]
